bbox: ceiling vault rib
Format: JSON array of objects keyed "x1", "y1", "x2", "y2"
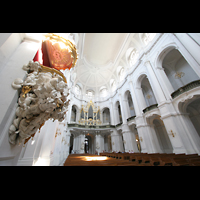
[{"x1": 69, "y1": 33, "x2": 159, "y2": 100}]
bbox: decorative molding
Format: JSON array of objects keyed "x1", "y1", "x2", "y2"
[
  {"x1": 9, "y1": 61, "x2": 70, "y2": 146},
  {"x1": 69, "y1": 34, "x2": 164, "y2": 103}
]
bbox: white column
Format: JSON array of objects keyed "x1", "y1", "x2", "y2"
[
  {"x1": 144, "y1": 60, "x2": 166, "y2": 104},
  {"x1": 109, "y1": 100, "x2": 115, "y2": 125},
  {"x1": 155, "y1": 67, "x2": 174, "y2": 98},
  {"x1": 174, "y1": 33, "x2": 200, "y2": 67},
  {"x1": 160, "y1": 114, "x2": 187, "y2": 154},
  {"x1": 79, "y1": 133, "x2": 85, "y2": 154},
  {"x1": 158, "y1": 102, "x2": 191, "y2": 154},
  {"x1": 67, "y1": 102, "x2": 72, "y2": 123},
  {"x1": 34, "y1": 119, "x2": 59, "y2": 166},
  {"x1": 121, "y1": 124, "x2": 139, "y2": 152},
  {"x1": 100, "y1": 111, "x2": 103, "y2": 124},
  {"x1": 118, "y1": 91, "x2": 125, "y2": 123},
  {"x1": 135, "y1": 87, "x2": 147, "y2": 112},
  {"x1": 76, "y1": 108, "x2": 79, "y2": 123},
  {"x1": 73, "y1": 132, "x2": 85, "y2": 154},
  {"x1": 95, "y1": 132, "x2": 100, "y2": 155},
  {"x1": 118, "y1": 89, "x2": 139, "y2": 152},
  {"x1": 128, "y1": 77, "x2": 142, "y2": 116},
  {"x1": 135, "y1": 116, "x2": 155, "y2": 153},
  {"x1": 65, "y1": 130, "x2": 71, "y2": 157},
  {"x1": 178, "y1": 113, "x2": 200, "y2": 154},
  {"x1": 110, "y1": 129, "x2": 124, "y2": 152},
  {"x1": 148, "y1": 124, "x2": 163, "y2": 153}
]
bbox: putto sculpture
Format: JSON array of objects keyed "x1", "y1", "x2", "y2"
[{"x1": 9, "y1": 61, "x2": 70, "y2": 145}]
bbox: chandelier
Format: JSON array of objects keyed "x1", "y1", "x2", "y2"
[{"x1": 9, "y1": 33, "x2": 78, "y2": 146}]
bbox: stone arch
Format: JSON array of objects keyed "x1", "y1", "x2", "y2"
[
  {"x1": 146, "y1": 114, "x2": 173, "y2": 153},
  {"x1": 178, "y1": 95, "x2": 200, "y2": 153},
  {"x1": 135, "y1": 72, "x2": 148, "y2": 89},
  {"x1": 135, "y1": 73, "x2": 157, "y2": 109},
  {"x1": 162, "y1": 49, "x2": 199, "y2": 91},
  {"x1": 101, "y1": 107, "x2": 110, "y2": 124},
  {"x1": 155, "y1": 43, "x2": 178, "y2": 69},
  {"x1": 71, "y1": 104, "x2": 79, "y2": 123}
]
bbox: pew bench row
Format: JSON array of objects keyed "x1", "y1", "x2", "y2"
[{"x1": 100, "y1": 152, "x2": 200, "y2": 166}]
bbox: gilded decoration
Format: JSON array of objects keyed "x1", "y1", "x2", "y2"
[
  {"x1": 9, "y1": 61, "x2": 71, "y2": 146},
  {"x1": 44, "y1": 33, "x2": 78, "y2": 71},
  {"x1": 78, "y1": 100, "x2": 101, "y2": 126},
  {"x1": 9, "y1": 33, "x2": 78, "y2": 146},
  {"x1": 175, "y1": 71, "x2": 185, "y2": 79}
]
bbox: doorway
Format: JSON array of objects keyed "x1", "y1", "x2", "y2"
[
  {"x1": 84, "y1": 135, "x2": 93, "y2": 154},
  {"x1": 69, "y1": 134, "x2": 74, "y2": 154}
]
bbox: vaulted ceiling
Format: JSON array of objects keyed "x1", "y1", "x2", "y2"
[
  {"x1": 74, "y1": 33, "x2": 130, "y2": 91},
  {"x1": 72, "y1": 33, "x2": 146, "y2": 96},
  {"x1": 24, "y1": 33, "x2": 157, "y2": 99}
]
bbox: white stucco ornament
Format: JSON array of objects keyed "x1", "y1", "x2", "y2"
[{"x1": 9, "y1": 61, "x2": 70, "y2": 145}]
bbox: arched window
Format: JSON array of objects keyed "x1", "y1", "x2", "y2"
[
  {"x1": 86, "y1": 89, "x2": 95, "y2": 99},
  {"x1": 100, "y1": 86, "x2": 108, "y2": 97},
  {"x1": 74, "y1": 84, "x2": 81, "y2": 95}
]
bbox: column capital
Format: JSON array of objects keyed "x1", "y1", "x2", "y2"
[{"x1": 144, "y1": 60, "x2": 151, "y2": 66}]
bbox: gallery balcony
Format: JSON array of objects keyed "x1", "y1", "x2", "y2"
[
  {"x1": 171, "y1": 80, "x2": 200, "y2": 99},
  {"x1": 67, "y1": 123, "x2": 116, "y2": 129},
  {"x1": 143, "y1": 104, "x2": 158, "y2": 114}
]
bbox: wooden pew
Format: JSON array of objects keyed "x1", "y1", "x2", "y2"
[
  {"x1": 64, "y1": 153, "x2": 200, "y2": 166},
  {"x1": 141, "y1": 153, "x2": 175, "y2": 166},
  {"x1": 172, "y1": 154, "x2": 199, "y2": 166},
  {"x1": 129, "y1": 153, "x2": 148, "y2": 163}
]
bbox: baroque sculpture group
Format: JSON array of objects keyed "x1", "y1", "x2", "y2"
[{"x1": 9, "y1": 61, "x2": 70, "y2": 145}]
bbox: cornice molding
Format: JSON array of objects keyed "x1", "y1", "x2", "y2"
[{"x1": 70, "y1": 33, "x2": 164, "y2": 103}]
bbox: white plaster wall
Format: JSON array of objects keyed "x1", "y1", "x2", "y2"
[
  {"x1": 1, "y1": 33, "x2": 200, "y2": 165},
  {"x1": 0, "y1": 34, "x2": 41, "y2": 165}
]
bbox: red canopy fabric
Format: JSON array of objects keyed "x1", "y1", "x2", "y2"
[
  {"x1": 45, "y1": 40, "x2": 73, "y2": 70},
  {"x1": 33, "y1": 41, "x2": 50, "y2": 67},
  {"x1": 33, "y1": 40, "x2": 73, "y2": 71}
]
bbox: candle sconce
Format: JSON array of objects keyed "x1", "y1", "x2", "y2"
[{"x1": 168, "y1": 130, "x2": 176, "y2": 137}]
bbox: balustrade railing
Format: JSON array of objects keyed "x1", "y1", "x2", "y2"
[
  {"x1": 127, "y1": 115, "x2": 136, "y2": 122},
  {"x1": 171, "y1": 80, "x2": 200, "y2": 99},
  {"x1": 67, "y1": 123, "x2": 116, "y2": 129},
  {"x1": 143, "y1": 104, "x2": 158, "y2": 113}
]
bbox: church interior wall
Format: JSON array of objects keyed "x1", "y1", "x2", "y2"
[{"x1": 1, "y1": 33, "x2": 200, "y2": 165}]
